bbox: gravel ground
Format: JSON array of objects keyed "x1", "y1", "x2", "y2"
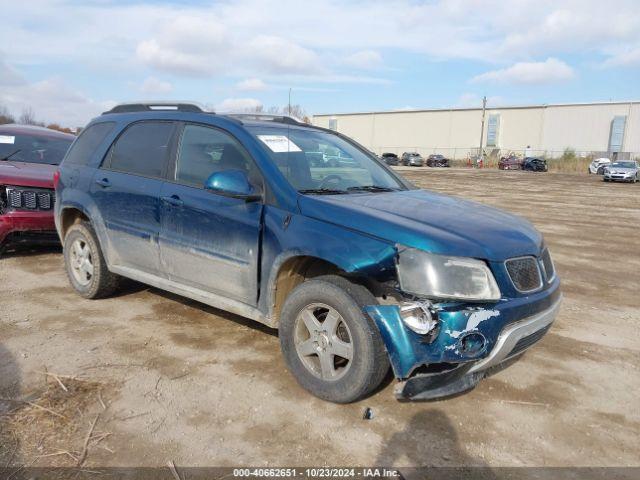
[{"x1": 0, "y1": 168, "x2": 638, "y2": 470}]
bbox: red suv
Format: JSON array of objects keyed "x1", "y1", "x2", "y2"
[
  {"x1": 0, "y1": 124, "x2": 74, "y2": 253},
  {"x1": 498, "y1": 154, "x2": 523, "y2": 170}
]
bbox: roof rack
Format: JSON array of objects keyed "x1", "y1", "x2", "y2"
[
  {"x1": 102, "y1": 102, "x2": 206, "y2": 115},
  {"x1": 225, "y1": 113, "x2": 303, "y2": 125}
]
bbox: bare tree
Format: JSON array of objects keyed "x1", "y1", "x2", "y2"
[
  {"x1": 19, "y1": 106, "x2": 38, "y2": 125},
  {"x1": 0, "y1": 105, "x2": 15, "y2": 125},
  {"x1": 286, "y1": 104, "x2": 309, "y2": 123},
  {"x1": 254, "y1": 104, "x2": 309, "y2": 122},
  {"x1": 214, "y1": 102, "x2": 310, "y2": 122},
  {"x1": 46, "y1": 123, "x2": 74, "y2": 134}
]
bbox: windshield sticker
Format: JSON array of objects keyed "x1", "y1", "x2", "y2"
[
  {"x1": 257, "y1": 135, "x2": 301, "y2": 153},
  {"x1": 0, "y1": 135, "x2": 15, "y2": 144}
]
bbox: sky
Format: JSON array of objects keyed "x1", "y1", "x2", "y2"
[{"x1": 1, "y1": 0, "x2": 640, "y2": 127}]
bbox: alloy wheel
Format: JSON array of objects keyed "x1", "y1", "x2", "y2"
[
  {"x1": 294, "y1": 303, "x2": 354, "y2": 381},
  {"x1": 70, "y1": 238, "x2": 94, "y2": 286}
]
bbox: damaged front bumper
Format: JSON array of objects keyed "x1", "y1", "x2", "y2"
[
  {"x1": 0, "y1": 210, "x2": 58, "y2": 249},
  {"x1": 364, "y1": 279, "x2": 562, "y2": 400}
]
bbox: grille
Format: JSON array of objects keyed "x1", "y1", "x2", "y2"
[
  {"x1": 5, "y1": 187, "x2": 55, "y2": 211},
  {"x1": 540, "y1": 249, "x2": 555, "y2": 282},
  {"x1": 507, "y1": 323, "x2": 552, "y2": 358},
  {"x1": 505, "y1": 256, "x2": 542, "y2": 292}
]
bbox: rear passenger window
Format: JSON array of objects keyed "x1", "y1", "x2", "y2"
[
  {"x1": 64, "y1": 122, "x2": 115, "y2": 165},
  {"x1": 107, "y1": 122, "x2": 175, "y2": 178}
]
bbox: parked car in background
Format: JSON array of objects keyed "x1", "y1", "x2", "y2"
[
  {"x1": 603, "y1": 161, "x2": 639, "y2": 183},
  {"x1": 380, "y1": 152, "x2": 399, "y2": 166},
  {"x1": 522, "y1": 157, "x2": 548, "y2": 172},
  {"x1": 55, "y1": 103, "x2": 561, "y2": 403},
  {"x1": 426, "y1": 154, "x2": 450, "y2": 167},
  {"x1": 401, "y1": 152, "x2": 424, "y2": 166},
  {"x1": 589, "y1": 158, "x2": 611, "y2": 175},
  {"x1": 0, "y1": 124, "x2": 74, "y2": 253},
  {"x1": 498, "y1": 155, "x2": 523, "y2": 170}
]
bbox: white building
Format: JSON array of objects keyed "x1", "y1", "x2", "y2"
[{"x1": 312, "y1": 101, "x2": 640, "y2": 159}]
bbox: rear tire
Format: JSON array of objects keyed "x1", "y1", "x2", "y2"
[
  {"x1": 279, "y1": 275, "x2": 389, "y2": 403},
  {"x1": 63, "y1": 221, "x2": 120, "y2": 299}
]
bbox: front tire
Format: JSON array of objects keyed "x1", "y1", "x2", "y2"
[
  {"x1": 63, "y1": 221, "x2": 120, "y2": 299},
  {"x1": 279, "y1": 275, "x2": 389, "y2": 403}
]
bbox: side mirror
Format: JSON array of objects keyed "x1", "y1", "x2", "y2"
[{"x1": 204, "y1": 170, "x2": 261, "y2": 202}]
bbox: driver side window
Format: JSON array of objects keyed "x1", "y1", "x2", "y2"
[{"x1": 175, "y1": 124, "x2": 259, "y2": 188}]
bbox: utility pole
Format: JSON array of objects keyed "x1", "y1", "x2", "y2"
[{"x1": 478, "y1": 96, "x2": 487, "y2": 159}]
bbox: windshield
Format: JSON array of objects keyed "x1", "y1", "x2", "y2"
[
  {"x1": 249, "y1": 126, "x2": 404, "y2": 194},
  {"x1": 611, "y1": 162, "x2": 635, "y2": 168},
  {"x1": 0, "y1": 132, "x2": 73, "y2": 165}
]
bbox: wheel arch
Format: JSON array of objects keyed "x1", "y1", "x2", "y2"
[
  {"x1": 268, "y1": 254, "x2": 344, "y2": 326},
  {"x1": 59, "y1": 206, "x2": 91, "y2": 240}
]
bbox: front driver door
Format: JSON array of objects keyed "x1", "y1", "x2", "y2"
[{"x1": 158, "y1": 123, "x2": 263, "y2": 305}]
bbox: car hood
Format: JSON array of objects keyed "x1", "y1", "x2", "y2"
[
  {"x1": 299, "y1": 189, "x2": 543, "y2": 261},
  {"x1": 608, "y1": 167, "x2": 636, "y2": 173},
  {"x1": 0, "y1": 161, "x2": 57, "y2": 188}
]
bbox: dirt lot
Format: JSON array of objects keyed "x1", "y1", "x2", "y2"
[{"x1": 1, "y1": 168, "x2": 639, "y2": 471}]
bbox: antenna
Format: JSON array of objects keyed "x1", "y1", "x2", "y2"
[{"x1": 288, "y1": 88, "x2": 292, "y2": 116}]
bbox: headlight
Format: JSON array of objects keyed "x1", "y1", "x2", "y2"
[{"x1": 396, "y1": 247, "x2": 501, "y2": 301}]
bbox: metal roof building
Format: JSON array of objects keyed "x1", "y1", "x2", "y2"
[{"x1": 312, "y1": 101, "x2": 640, "y2": 159}]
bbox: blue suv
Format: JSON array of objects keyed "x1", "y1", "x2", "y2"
[{"x1": 55, "y1": 103, "x2": 561, "y2": 403}]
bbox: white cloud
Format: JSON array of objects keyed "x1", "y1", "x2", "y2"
[
  {"x1": 236, "y1": 78, "x2": 267, "y2": 91},
  {"x1": 0, "y1": 58, "x2": 26, "y2": 87},
  {"x1": 343, "y1": 50, "x2": 383, "y2": 70},
  {"x1": 0, "y1": 75, "x2": 112, "y2": 127},
  {"x1": 4, "y1": 1, "x2": 640, "y2": 69},
  {"x1": 139, "y1": 76, "x2": 173, "y2": 94},
  {"x1": 248, "y1": 36, "x2": 322, "y2": 75},
  {"x1": 471, "y1": 58, "x2": 575, "y2": 85},
  {"x1": 2, "y1": 1, "x2": 640, "y2": 125},
  {"x1": 136, "y1": 39, "x2": 211, "y2": 76},
  {"x1": 216, "y1": 97, "x2": 263, "y2": 112},
  {"x1": 136, "y1": 15, "x2": 228, "y2": 75},
  {"x1": 602, "y1": 47, "x2": 640, "y2": 67}
]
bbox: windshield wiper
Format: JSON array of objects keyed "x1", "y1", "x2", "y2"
[
  {"x1": 347, "y1": 185, "x2": 398, "y2": 193},
  {"x1": 298, "y1": 188, "x2": 347, "y2": 195},
  {"x1": 0, "y1": 149, "x2": 21, "y2": 161}
]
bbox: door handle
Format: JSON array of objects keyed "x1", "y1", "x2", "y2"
[
  {"x1": 95, "y1": 178, "x2": 111, "y2": 188},
  {"x1": 161, "y1": 195, "x2": 184, "y2": 207}
]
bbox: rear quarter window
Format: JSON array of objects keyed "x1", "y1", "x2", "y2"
[{"x1": 63, "y1": 122, "x2": 115, "y2": 166}]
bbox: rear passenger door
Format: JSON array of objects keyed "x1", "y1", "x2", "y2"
[
  {"x1": 158, "y1": 123, "x2": 264, "y2": 305},
  {"x1": 92, "y1": 121, "x2": 177, "y2": 274}
]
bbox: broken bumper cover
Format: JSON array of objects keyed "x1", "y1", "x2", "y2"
[
  {"x1": 394, "y1": 296, "x2": 562, "y2": 400},
  {"x1": 365, "y1": 278, "x2": 561, "y2": 399}
]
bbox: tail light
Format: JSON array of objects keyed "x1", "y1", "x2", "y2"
[{"x1": 53, "y1": 170, "x2": 61, "y2": 189}]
